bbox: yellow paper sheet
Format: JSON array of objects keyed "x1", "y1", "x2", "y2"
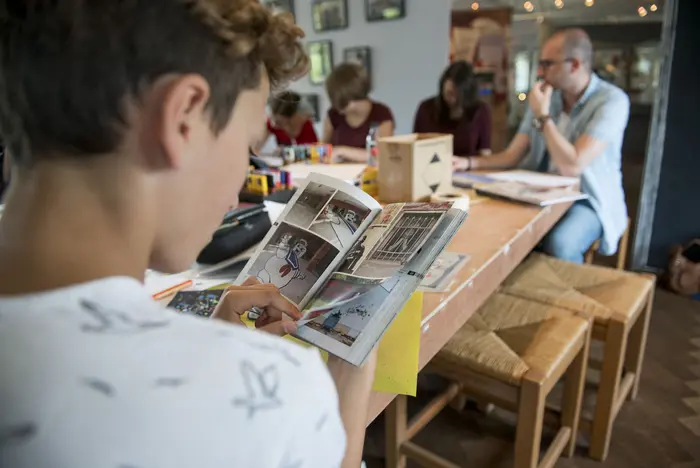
[
  {"x1": 238, "y1": 292, "x2": 423, "y2": 396},
  {"x1": 372, "y1": 291, "x2": 422, "y2": 396}
]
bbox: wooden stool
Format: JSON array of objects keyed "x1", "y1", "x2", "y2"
[
  {"x1": 500, "y1": 253, "x2": 655, "y2": 461},
  {"x1": 584, "y1": 218, "x2": 630, "y2": 270},
  {"x1": 387, "y1": 292, "x2": 591, "y2": 468}
]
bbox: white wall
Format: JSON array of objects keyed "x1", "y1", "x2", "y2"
[{"x1": 287, "y1": 0, "x2": 452, "y2": 136}]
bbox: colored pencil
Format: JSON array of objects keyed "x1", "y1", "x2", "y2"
[{"x1": 152, "y1": 279, "x2": 193, "y2": 301}]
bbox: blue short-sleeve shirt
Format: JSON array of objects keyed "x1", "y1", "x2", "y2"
[{"x1": 517, "y1": 74, "x2": 630, "y2": 255}]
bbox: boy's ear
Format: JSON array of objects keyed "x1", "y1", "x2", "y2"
[{"x1": 156, "y1": 74, "x2": 211, "y2": 170}]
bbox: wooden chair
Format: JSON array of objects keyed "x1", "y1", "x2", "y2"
[
  {"x1": 584, "y1": 218, "x2": 630, "y2": 270},
  {"x1": 500, "y1": 253, "x2": 656, "y2": 461},
  {"x1": 387, "y1": 292, "x2": 592, "y2": 468}
]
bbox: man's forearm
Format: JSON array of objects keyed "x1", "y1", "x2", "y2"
[
  {"x1": 471, "y1": 150, "x2": 518, "y2": 170},
  {"x1": 541, "y1": 121, "x2": 579, "y2": 175}
]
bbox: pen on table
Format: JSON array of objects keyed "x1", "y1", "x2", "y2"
[
  {"x1": 152, "y1": 279, "x2": 193, "y2": 301},
  {"x1": 219, "y1": 207, "x2": 266, "y2": 230}
]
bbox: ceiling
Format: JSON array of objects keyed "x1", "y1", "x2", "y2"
[{"x1": 452, "y1": 0, "x2": 666, "y2": 24}]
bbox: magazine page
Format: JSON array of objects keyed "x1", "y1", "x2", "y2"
[
  {"x1": 476, "y1": 181, "x2": 588, "y2": 206},
  {"x1": 294, "y1": 200, "x2": 469, "y2": 365},
  {"x1": 419, "y1": 251, "x2": 471, "y2": 293},
  {"x1": 234, "y1": 173, "x2": 382, "y2": 309}
]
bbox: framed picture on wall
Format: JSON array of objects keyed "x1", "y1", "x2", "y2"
[
  {"x1": 300, "y1": 94, "x2": 321, "y2": 122},
  {"x1": 365, "y1": 0, "x2": 406, "y2": 22},
  {"x1": 261, "y1": 0, "x2": 295, "y2": 17},
  {"x1": 308, "y1": 40, "x2": 334, "y2": 85},
  {"x1": 312, "y1": 0, "x2": 348, "y2": 32},
  {"x1": 343, "y1": 46, "x2": 372, "y2": 85}
]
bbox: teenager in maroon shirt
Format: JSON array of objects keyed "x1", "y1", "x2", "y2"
[
  {"x1": 413, "y1": 61, "x2": 492, "y2": 170},
  {"x1": 259, "y1": 91, "x2": 318, "y2": 149},
  {"x1": 323, "y1": 63, "x2": 394, "y2": 162}
]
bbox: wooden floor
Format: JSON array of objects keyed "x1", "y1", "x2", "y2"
[{"x1": 363, "y1": 288, "x2": 700, "y2": 467}]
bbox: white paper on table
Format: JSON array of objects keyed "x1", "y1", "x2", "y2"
[
  {"x1": 486, "y1": 170, "x2": 579, "y2": 188},
  {"x1": 144, "y1": 271, "x2": 193, "y2": 296},
  {"x1": 284, "y1": 163, "x2": 366, "y2": 186},
  {"x1": 263, "y1": 201, "x2": 286, "y2": 224}
]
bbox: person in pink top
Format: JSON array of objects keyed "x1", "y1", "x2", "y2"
[{"x1": 322, "y1": 63, "x2": 395, "y2": 162}]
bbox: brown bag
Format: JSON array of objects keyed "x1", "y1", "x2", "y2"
[{"x1": 667, "y1": 239, "x2": 700, "y2": 296}]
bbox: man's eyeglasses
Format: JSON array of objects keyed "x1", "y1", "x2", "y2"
[{"x1": 538, "y1": 58, "x2": 575, "y2": 69}]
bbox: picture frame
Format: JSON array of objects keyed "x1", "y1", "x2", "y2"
[
  {"x1": 312, "y1": 0, "x2": 349, "y2": 32},
  {"x1": 308, "y1": 40, "x2": 334, "y2": 86},
  {"x1": 300, "y1": 94, "x2": 321, "y2": 122},
  {"x1": 343, "y1": 46, "x2": 372, "y2": 85},
  {"x1": 365, "y1": 0, "x2": 406, "y2": 22},
  {"x1": 261, "y1": 0, "x2": 295, "y2": 17}
]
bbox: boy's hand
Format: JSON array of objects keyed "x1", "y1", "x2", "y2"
[{"x1": 213, "y1": 277, "x2": 301, "y2": 336}]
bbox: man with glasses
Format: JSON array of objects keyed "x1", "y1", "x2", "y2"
[{"x1": 463, "y1": 28, "x2": 630, "y2": 264}]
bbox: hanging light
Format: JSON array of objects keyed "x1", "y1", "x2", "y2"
[
  {"x1": 650, "y1": 3, "x2": 658, "y2": 11},
  {"x1": 554, "y1": 0, "x2": 564, "y2": 8},
  {"x1": 524, "y1": 1, "x2": 535, "y2": 12},
  {"x1": 471, "y1": 1, "x2": 479, "y2": 10},
  {"x1": 584, "y1": 0, "x2": 594, "y2": 6},
  {"x1": 638, "y1": 6, "x2": 648, "y2": 16}
]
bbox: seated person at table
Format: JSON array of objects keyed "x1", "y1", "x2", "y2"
[
  {"x1": 0, "y1": 2, "x2": 376, "y2": 467},
  {"x1": 464, "y1": 28, "x2": 630, "y2": 264},
  {"x1": 256, "y1": 90, "x2": 318, "y2": 150},
  {"x1": 414, "y1": 61, "x2": 492, "y2": 160},
  {"x1": 323, "y1": 63, "x2": 394, "y2": 162}
]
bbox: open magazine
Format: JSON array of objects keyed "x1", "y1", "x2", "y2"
[{"x1": 234, "y1": 173, "x2": 469, "y2": 366}]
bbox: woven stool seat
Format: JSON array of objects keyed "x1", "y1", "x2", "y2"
[
  {"x1": 501, "y1": 253, "x2": 654, "y2": 324},
  {"x1": 435, "y1": 292, "x2": 589, "y2": 386}
]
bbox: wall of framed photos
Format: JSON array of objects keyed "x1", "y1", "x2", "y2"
[{"x1": 267, "y1": 0, "x2": 452, "y2": 137}]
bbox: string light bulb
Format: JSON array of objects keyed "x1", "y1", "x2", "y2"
[
  {"x1": 518, "y1": 93, "x2": 527, "y2": 102},
  {"x1": 554, "y1": 0, "x2": 564, "y2": 8},
  {"x1": 471, "y1": 1, "x2": 479, "y2": 10},
  {"x1": 638, "y1": 6, "x2": 648, "y2": 16},
  {"x1": 524, "y1": 1, "x2": 535, "y2": 12},
  {"x1": 650, "y1": 3, "x2": 658, "y2": 11},
  {"x1": 584, "y1": 0, "x2": 594, "y2": 6}
]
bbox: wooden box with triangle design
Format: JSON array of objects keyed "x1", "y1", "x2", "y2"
[{"x1": 377, "y1": 133, "x2": 454, "y2": 203}]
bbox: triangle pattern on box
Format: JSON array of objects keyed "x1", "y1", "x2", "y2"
[
  {"x1": 429, "y1": 184, "x2": 439, "y2": 193},
  {"x1": 430, "y1": 153, "x2": 440, "y2": 164}
]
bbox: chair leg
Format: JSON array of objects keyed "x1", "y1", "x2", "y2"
[
  {"x1": 589, "y1": 319, "x2": 627, "y2": 461},
  {"x1": 616, "y1": 222, "x2": 630, "y2": 270},
  {"x1": 449, "y1": 393, "x2": 468, "y2": 412},
  {"x1": 386, "y1": 395, "x2": 407, "y2": 468},
  {"x1": 515, "y1": 378, "x2": 545, "y2": 468},
  {"x1": 561, "y1": 329, "x2": 591, "y2": 457},
  {"x1": 625, "y1": 288, "x2": 654, "y2": 401}
]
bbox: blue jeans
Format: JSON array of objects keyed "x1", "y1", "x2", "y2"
[{"x1": 541, "y1": 200, "x2": 603, "y2": 264}]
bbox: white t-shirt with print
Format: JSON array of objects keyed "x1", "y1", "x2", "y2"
[{"x1": 0, "y1": 277, "x2": 345, "y2": 468}]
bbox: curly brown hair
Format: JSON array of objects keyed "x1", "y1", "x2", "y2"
[{"x1": 0, "y1": 0, "x2": 308, "y2": 165}]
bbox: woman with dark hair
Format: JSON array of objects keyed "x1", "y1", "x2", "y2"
[
  {"x1": 413, "y1": 61, "x2": 492, "y2": 170},
  {"x1": 257, "y1": 90, "x2": 318, "y2": 150}
]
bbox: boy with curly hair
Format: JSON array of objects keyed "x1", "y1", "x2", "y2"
[{"x1": 0, "y1": 1, "x2": 375, "y2": 467}]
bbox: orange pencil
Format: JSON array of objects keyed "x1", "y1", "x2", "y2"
[{"x1": 152, "y1": 279, "x2": 193, "y2": 301}]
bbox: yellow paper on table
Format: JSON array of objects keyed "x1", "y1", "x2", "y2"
[{"x1": 237, "y1": 291, "x2": 422, "y2": 397}]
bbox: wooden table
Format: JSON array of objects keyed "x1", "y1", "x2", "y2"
[{"x1": 367, "y1": 197, "x2": 572, "y2": 424}]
